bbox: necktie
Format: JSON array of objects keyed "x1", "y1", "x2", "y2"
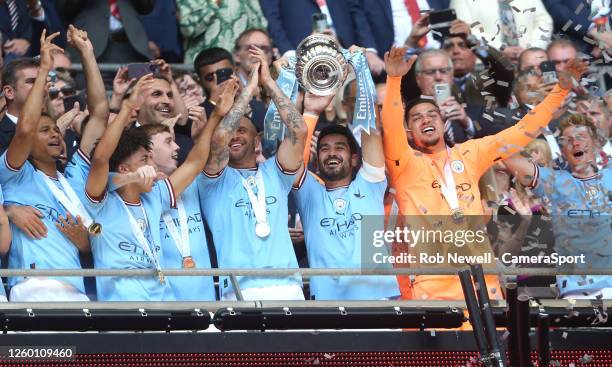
[
  {"x1": 444, "y1": 120, "x2": 455, "y2": 146},
  {"x1": 109, "y1": 0, "x2": 121, "y2": 19},
  {"x1": 6, "y1": 0, "x2": 19, "y2": 32},
  {"x1": 404, "y1": 0, "x2": 427, "y2": 47}
]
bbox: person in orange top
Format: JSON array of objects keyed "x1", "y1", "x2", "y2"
[{"x1": 381, "y1": 46, "x2": 587, "y2": 301}]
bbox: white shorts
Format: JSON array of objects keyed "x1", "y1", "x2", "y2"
[
  {"x1": 222, "y1": 284, "x2": 305, "y2": 301},
  {"x1": 563, "y1": 288, "x2": 612, "y2": 300},
  {"x1": 10, "y1": 278, "x2": 90, "y2": 302}
]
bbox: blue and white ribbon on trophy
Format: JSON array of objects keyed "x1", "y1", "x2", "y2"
[
  {"x1": 342, "y1": 49, "x2": 377, "y2": 134},
  {"x1": 262, "y1": 56, "x2": 299, "y2": 158},
  {"x1": 262, "y1": 50, "x2": 377, "y2": 157}
]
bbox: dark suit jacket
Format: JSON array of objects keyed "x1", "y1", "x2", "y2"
[
  {"x1": 0, "y1": 115, "x2": 16, "y2": 153},
  {"x1": 30, "y1": 0, "x2": 67, "y2": 54},
  {"x1": 260, "y1": 0, "x2": 377, "y2": 54},
  {"x1": 542, "y1": 0, "x2": 592, "y2": 53},
  {"x1": 138, "y1": 0, "x2": 182, "y2": 62},
  {"x1": 359, "y1": 0, "x2": 449, "y2": 55},
  {"x1": 0, "y1": 0, "x2": 32, "y2": 43},
  {"x1": 56, "y1": 0, "x2": 154, "y2": 59}
]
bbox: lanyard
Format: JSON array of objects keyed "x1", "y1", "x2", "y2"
[
  {"x1": 430, "y1": 148, "x2": 461, "y2": 212},
  {"x1": 38, "y1": 171, "x2": 94, "y2": 227},
  {"x1": 117, "y1": 194, "x2": 165, "y2": 284},
  {"x1": 240, "y1": 169, "x2": 268, "y2": 226},
  {"x1": 162, "y1": 198, "x2": 190, "y2": 258}
]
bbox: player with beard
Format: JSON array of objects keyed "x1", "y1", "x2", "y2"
[
  {"x1": 139, "y1": 81, "x2": 236, "y2": 300},
  {"x1": 199, "y1": 46, "x2": 307, "y2": 301},
  {"x1": 382, "y1": 46, "x2": 586, "y2": 301},
  {"x1": 0, "y1": 31, "x2": 91, "y2": 301},
  {"x1": 84, "y1": 71, "x2": 224, "y2": 301},
  {"x1": 503, "y1": 114, "x2": 611, "y2": 299},
  {"x1": 291, "y1": 93, "x2": 400, "y2": 300}
]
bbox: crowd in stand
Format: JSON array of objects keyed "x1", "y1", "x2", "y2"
[{"x1": 0, "y1": 0, "x2": 610, "y2": 303}]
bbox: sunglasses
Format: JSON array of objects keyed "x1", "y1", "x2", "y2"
[{"x1": 49, "y1": 86, "x2": 76, "y2": 100}]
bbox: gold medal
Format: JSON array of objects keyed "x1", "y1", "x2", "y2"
[
  {"x1": 451, "y1": 209, "x2": 464, "y2": 223},
  {"x1": 182, "y1": 256, "x2": 196, "y2": 268},
  {"x1": 88, "y1": 222, "x2": 102, "y2": 236}
]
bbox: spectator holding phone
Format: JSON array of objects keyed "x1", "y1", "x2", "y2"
[{"x1": 450, "y1": 0, "x2": 553, "y2": 65}]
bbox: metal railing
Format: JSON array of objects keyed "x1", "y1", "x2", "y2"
[{"x1": 1, "y1": 267, "x2": 611, "y2": 277}]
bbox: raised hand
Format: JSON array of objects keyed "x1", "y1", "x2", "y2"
[
  {"x1": 304, "y1": 92, "x2": 335, "y2": 116},
  {"x1": 113, "y1": 67, "x2": 132, "y2": 96},
  {"x1": 125, "y1": 74, "x2": 155, "y2": 110},
  {"x1": 406, "y1": 14, "x2": 430, "y2": 48},
  {"x1": 214, "y1": 78, "x2": 239, "y2": 116},
  {"x1": 249, "y1": 46, "x2": 273, "y2": 87},
  {"x1": 558, "y1": 59, "x2": 589, "y2": 90},
  {"x1": 151, "y1": 59, "x2": 172, "y2": 81},
  {"x1": 67, "y1": 24, "x2": 93, "y2": 54},
  {"x1": 508, "y1": 188, "x2": 533, "y2": 217},
  {"x1": 384, "y1": 47, "x2": 417, "y2": 77},
  {"x1": 39, "y1": 29, "x2": 63, "y2": 71},
  {"x1": 161, "y1": 113, "x2": 182, "y2": 131}
]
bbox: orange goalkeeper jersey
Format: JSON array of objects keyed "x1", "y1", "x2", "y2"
[{"x1": 381, "y1": 75, "x2": 569, "y2": 300}]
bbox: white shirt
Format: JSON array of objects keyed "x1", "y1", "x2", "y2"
[
  {"x1": 5, "y1": 113, "x2": 18, "y2": 124},
  {"x1": 389, "y1": 0, "x2": 439, "y2": 49}
]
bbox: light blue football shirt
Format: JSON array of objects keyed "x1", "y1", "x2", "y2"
[
  {"x1": 159, "y1": 180, "x2": 215, "y2": 300},
  {"x1": 198, "y1": 157, "x2": 302, "y2": 298},
  {"x1": 83, "y1": 178, "x2": 177, "y2": 301},
  {"x1": 0, "y1": 186, "x2": 8, "y2": 299},
  {"x1": 0, "y1": 153, "x2": 84, "y2": 292},
  {"x1": 532, "y1": 166, "x2": 611, "y2": 296},
  {"x1": 292, "y1": 168, "x2": 400, "y2": 300}
]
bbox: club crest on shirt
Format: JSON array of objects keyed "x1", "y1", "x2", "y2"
[
  {"x1": 246, "y1": 175, "x2": 257, "y2": 189},
  {"x1": 334, "y1": 198, "x2": 347, "y2": 215},
  {"x1": 585, "y1": 185, "x2": 600, "y2": 201},
  {"x1": 137, "y1": 219, "x2": 147, "y2": 232},
  {"x1": 451, "y1": 160, "x2": 465, "y2": 173}
]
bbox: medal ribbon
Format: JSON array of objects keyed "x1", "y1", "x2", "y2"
[
  {"x1": 38, "y1": 171, "x2": 94, "y2": 227},
  {"x1": 240, "y1": 170, "x2": 268, "y2": 231},
  {"x1": 117, "y1": 194, "x2": 164, "y2": 282},
  {"x1": 162, "y1": 198, "x2": 190, "y2": 259},
  {"x1": 431, "y1": 148, "x2": 461, "y2": 213}
]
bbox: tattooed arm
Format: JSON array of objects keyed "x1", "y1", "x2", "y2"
[
  {"x1": 251, "y1": 46, "x2": 307, "y2": 172},
  {"x1": 203, "y1": 68, "x2": 259, "y2": 175}
]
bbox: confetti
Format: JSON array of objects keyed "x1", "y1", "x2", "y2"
[
  {"x1": 583, "y1": 36, "x2": 596, "y2": 45},
  {"x1": 580, "y1": 353, "x2": 593, "y2": 364},
  {"x1": 323, "y1": 353, "x2": 335, "y2": 359},
  {"x1": 430, "y1": 330, "x2": 436, "y2": 336},
  {"x1": 574, "y1": 24, "x2": 583, "y2": 32},
  {"x1": 483, "y1": 79, "x2": 496, "y2": 88},
  {"x1": 562, "y1": 20, "x2": 573, "y2": 32},
  {"x1": 562, "y1": 331, "x2": 568, "y2": 339},
  {"x1": 496, "y1": 80, "x2": 510, "y2": 88},
  {"x1": 482, "y1": 113, "x2": 494, "y2": 122},
  {"x1": 538, "y1": 27, "x2": 549, "y2": 33},
  {"x1": 574, "y1": 3, "x2": 585, "y2": 15},
  {"x1": 511, "y1": 6, "x2": 521, "y2": 12},
  {"x1": 470, "y1": 21, "x2": 481, "y2": 28}
]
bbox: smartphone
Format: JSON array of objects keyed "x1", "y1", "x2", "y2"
[
  {"x1": 429, "y1": 9, "x2": 457, "y2": 38},
  {"x1": 539, "y1": 60, "x2": 557, "y2": 84},
  {"x1": 63, "y1": 93, "x2": 86, "y2": 112},
  {"x1": 312, "y1": 13, "x2": 328, "y2": 33},
  {"x1": 127, "y1": 62, "x2": 159, "y2": 79},
  {"x1": 215, "y1": 67, "x2": 234, "y2": 85},
  {"x1": 404, "y1": 47, "x2": 423, "y2": 60},
  {"x1": 434, "y1": 83, "x2": 451, "y2": 104}
]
